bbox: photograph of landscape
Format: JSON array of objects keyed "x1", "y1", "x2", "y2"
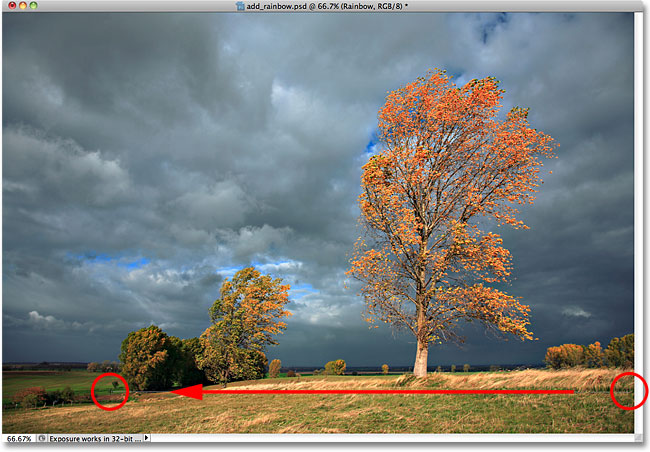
[{"x1": 2, "y1": 10, "x2": 637, "y2": 437}]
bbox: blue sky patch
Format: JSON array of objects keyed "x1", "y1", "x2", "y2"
[{"x1": 66, "y1": 252, "x2": 149, "y2": 270}]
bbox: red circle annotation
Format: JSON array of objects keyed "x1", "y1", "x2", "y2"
[
  {"x1": 91, "y1": 372, "x2": 129, "y2": 411},
  {"x1": 610, "y1": 371, "x2": 648, "y2": 411}
]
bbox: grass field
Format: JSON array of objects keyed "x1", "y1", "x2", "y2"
[
  {"x1": 2, "y1": 369, "x2": 636, "y2": 434},
  {"x1": 3, "y1": 371, "x2": 125, "y2": 404}
]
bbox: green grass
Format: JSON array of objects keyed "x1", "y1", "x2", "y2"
[
  {"x1": 2, "y1": 390, "x2": 634, "y2": 434},
  {"x1": 3, "y1": 371, "x2": 124, "y2": 404},
  {"x1": 2, "y1": 370, "x2": 636, "y2": 434}
]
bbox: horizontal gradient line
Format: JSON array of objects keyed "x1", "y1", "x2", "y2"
[{"x1": 203, "y1": 389, "x2": 575, "y2": 395}]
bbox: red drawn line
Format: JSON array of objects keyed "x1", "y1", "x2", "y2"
[
  {"x1": 170, "y1": 384, "x2": 574, "y2": 400},
  {"x1": 203, "y1": 389, "x2": 574, "y2": 395}
]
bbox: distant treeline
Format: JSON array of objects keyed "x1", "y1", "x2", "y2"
[
  {"x1": 3, "y1": 362, "x2": 548, "y2": 373},
  {"x1": 3, "y1": 362, "x2": 88, "y2": 371},
  {"x1": 277, "y1": 363, "x2": 546, "y2": 374}
]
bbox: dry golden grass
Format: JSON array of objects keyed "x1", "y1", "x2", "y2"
[
  {"x1": 3, "y1": 370, "x2": 636, "y2": 434},
  {"x1": 230, "y1": 376, "x2": 389, "y2": 391},
  {"x1": 400, "y1": 368, "x2": 634, "y2": 392},
  {"x1": 231, "y1": 368, "x2": 632, "y2": 392}
]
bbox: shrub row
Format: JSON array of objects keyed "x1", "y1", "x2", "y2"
[
  {"x1": 545, "y1": 334, "x2": 633, "y2": 369},
  {"x1": 12, "y1": 386, "x2": 75, "y2": 408}
]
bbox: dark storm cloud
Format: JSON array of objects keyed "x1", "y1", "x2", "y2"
[{"x1": 2, "y1": 12, "x2": 634, "y2": 366}]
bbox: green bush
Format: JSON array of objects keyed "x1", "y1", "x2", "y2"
[
  {"x1": 46, "y1": 390, "x2": 62, "y2": 405},
  {"x1": 61, "y1": 386, "x2": 75, "y2": 403},
  {"x1": 324, "y1": 359, "x2": 346, "y2": 375},
  {"x1": 119, "y1": 325, "x2": 179, "y2": 390}
]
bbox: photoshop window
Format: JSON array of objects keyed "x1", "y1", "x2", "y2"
[{"x1": 1, "y1": 0, "x2": 643, "y2": 445}]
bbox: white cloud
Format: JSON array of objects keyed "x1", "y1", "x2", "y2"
[
  {"x1": 4, "y1": 126, "x2": 131, "y2": 206},
  {"x1": 3, "y1": 311, "x2": 135, "y2": 334},
  {"x1": 561, "y1": 306, "x2": 592, "y2": 319},
  {"x1": 257, "y1": 259, "x2": 303, "y2": 274}
]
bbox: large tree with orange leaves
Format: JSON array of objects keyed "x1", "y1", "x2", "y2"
[
  {"x1": 197, "y1": 267, "x2": 291, "y2": 385},
  {"x1": 348, "y1": 70, "x2": 557, "y2": 377}
]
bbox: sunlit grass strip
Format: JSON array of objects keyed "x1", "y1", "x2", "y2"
[{"x1": 204, "y1": 389, "x2": 574, "y2": 394}]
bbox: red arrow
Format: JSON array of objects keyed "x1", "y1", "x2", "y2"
[{"x1": 170, "y1": 384, "x2": 574, "y2": 400}]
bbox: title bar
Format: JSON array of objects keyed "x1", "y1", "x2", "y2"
[{"x1": 1, "y1": 0, "x2": 644, "y2": 13}]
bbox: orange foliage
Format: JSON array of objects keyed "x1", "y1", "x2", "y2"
[
  {"x1": 207, "y1": 267, "x2": 292, "y2": 350},
  {"x1": 347, "y1": 69, "x2": 557, "y2": 376},
  {"x1": 546, "y1": 341, "x2": 605, "y2": 369},
  {"x1": 545, "y1": 344, "x2": 585, "y2": 369},
  {"x1": 584, "y1": 341, "x2": 604, "y2": 368},
  {"x1": 198, "y1": 267, "x2": 291, "y2": 385}
]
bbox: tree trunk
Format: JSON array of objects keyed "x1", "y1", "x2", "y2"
[{"x1": 413, "y1": 337, "x2": 428, "y2": 378}]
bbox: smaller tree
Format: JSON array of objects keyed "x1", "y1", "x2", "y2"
[
  {"x1": 451, "y1": 365, "x2": 456, "y2": 373},
  {"x1": 198, "y1": 267, "x2": 291, "y2": 386},
  {"x1": 463, "y1": 364, "x2": 470, "y2": 372},
  {"x1": 545, "y1": 344, "x2": 585, "y2": 369},
  {"x1": 325, "y1": 359, "x2": 346, "y2": 375},
  {"x1": 61, "y1": 386, "x2": 75, "y2": 403},
  {"x1": 287, "y1": 370, "x2": 296, "y2": 377},
  {"x1": 87, "y1": 362, "x2": 99, "y2": 372},
  {"x1": 436, "y1": 366, "x2": 442, "y2": 373},
  {"x1": 269, "y1": 359, "x2": 282, "y2": 378},
  {"x1": 382, "y1": 364, "x2": 389, "y2": 375},
  {"x1": 544, "y1": 346, "x2": 563, "y2": 369},
  {"x1": 101, "y1": 360, "x2": 112, "y2": 372}
]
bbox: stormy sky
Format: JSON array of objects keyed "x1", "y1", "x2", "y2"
[{"x1": 2, "y1": 12, "x2": 635, "y2": 367}]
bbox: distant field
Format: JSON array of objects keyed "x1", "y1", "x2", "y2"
[
  {"x1": 2, "y1": 369, "x2": 635, "y2": 434},
  {"x1": 3, "y1": 371, "x2": 124, "y2": 404}
]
